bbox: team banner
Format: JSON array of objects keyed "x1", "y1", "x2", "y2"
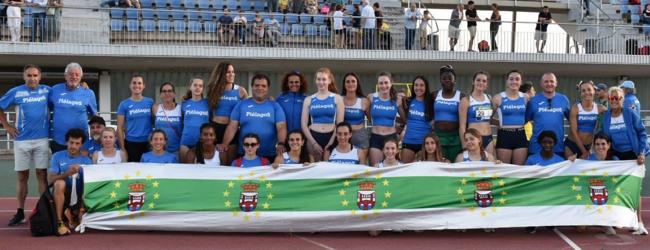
[{"x1": 80, "y1": 161, "x2": 644, "y2": 232}]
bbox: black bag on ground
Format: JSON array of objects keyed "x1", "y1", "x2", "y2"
[{"x1": 29, "y1": 187, "x2": 58, "y2": 237}]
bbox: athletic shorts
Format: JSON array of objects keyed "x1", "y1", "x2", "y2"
[
  {"x1": 402, "y1": 143, "x2": 421, "y2": 153},
  {"x1": 534, "y1": 30, "x2": 547, "y2": 41},
  {"x1": 369, "y1": 133, "x2": 398, "y2": 150},
  {"x1": 496, "y1": 128, "x2": 528, "y2": 150},
  {"x1": 215, "y1": 122, "x2": 238, "y2": 145},
  {"x1": 310, "y1": 129, "x2": 333, "y2": 149},
  {"x1": 14, "y1": 138, "x2": 51, "y2": 171},
  {"x1": 613, "y1": 150, "x2": 637, "y2": 160},
  {"x1": 482, "y1": 135, "x2": 493, "y2": 148},
  {"x1": 564, "y1": 138, "x2": 591, "y2": 158},
  {"x1": 468, "y1": 26, "x2": 477, "y2": 37},
  {"x1": 436, "y1": 130, "x2": 462, "y2": 162},
  {"x1": 124, "y1": 140, "x2": 149, "y2": 163},
  {"x1": 448, "y1": 25, "x2": 460, "y2": 39},
  {"x1": 351, "y1": 128, "x2": 369, "y2": 149}
]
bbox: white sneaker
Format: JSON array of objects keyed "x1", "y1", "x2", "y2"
[{"x1": 633, "y1": 222, "x2": 648, "y2": 235}]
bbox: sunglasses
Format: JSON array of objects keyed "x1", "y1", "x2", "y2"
[
  {"x1": 243, "y1": 143, "x2": 258, "y2": 148},
  {"x1": 609, "y1": 96, "x2": 622, "y2": 101}
]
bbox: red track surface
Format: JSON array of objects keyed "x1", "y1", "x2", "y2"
[{"x1": 1, "y1": 198, "x2": 650, "y2": 250}]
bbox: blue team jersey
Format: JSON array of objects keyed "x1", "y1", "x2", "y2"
[
  {"x1": 525, "y1": 153, "x2": 564, "y2": 166},
  {"x1": 434, "y1": 90, "x2": 461, "y2": 122},
  {"x1": 467, "y1": 94, "x2": 492, "y2": 124},
  {"x1": 0, "y1": 84, "x2": 50, "y2": 141},
  {"x1": 49, "y1": 151, "x2": 92, "y2": 192},
  {"x1": 370, "y1": 93, "x2": 398, "y2": 127},
  {"x1": 281, "y1": 152, "x2": 300, "y2": 164},
  {"x1": 154, "y1": 104, "x2": 182, "y2": 153},
  {"x1": 276, "y1": 91, "x2": 306, "y2": 132},
  {"x1": 576, "y1": 102, "x2": 598, "y2": 133},
  {"x1": 82, "y1": 139, "x2": 101, "y2": 156},
  {"x1": 117, "y1": 97, "x2": 154, "y2": 142},
  {"x1": 608, "y1": 115, "x2": 632, "y2": 152},
  {"x1": 49, "y1": 83, "x2": 98, "y2": 145},
  {"x1": 587, "y1": 153, "x2": 619, "y2": 161},
  {"x1": 309, "y1": 94, "x2": 337, "y2": 124},
  {"x1": 140, "y1": 151, "x2": 178, "y2": 163},
  {"x1": 497, "y1": 92, "x2": 526, "y2": 127},
  {"x1": 181, "y1": 98, "x2": 210, "y2": 146},
  {"x1": 231, "y1": 156, "x2": 267, "y2": 168},
  {"x1": 526, "y1": 93, "x2": 570, "y2": 154},
  {"x1": 623, "y1": 93, "x2": 641, "y2": 117},
  {"x1": 403, "y1": 99, "x2": 431, "y2": 144},
  {"x1": 230, "y1": 98, "x2": 286, "y2": 157},
  {"x1": 213, "y1": 85, "x2": 242, "y2": 117},
  {"x1": 344, "y1": 97, "x2": 366, "y2": 126}
]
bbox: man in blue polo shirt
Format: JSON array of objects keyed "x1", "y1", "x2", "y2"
[
  {"x1": 526, "y1": 72, "x2": 570, "y2": 156},
  {"x1": 81, "y1": 116, "x2": 107, "y2": 156},
  {"x1": 49, "y1": 62, "x2": 98, "y2": 152},
  {"x1": 0, "y1": 64, "x2": 51, "y2": 226},
  {"x1": 49, "y1": 128, "x2": 91, "y2": 236},
  {"x1": 221, "y1": 74, "x2": 287, "y2": 160}
]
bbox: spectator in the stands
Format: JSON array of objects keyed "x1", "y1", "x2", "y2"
[
  {"x1": 252, "y1": 11, "x2": 265, "y2": 41},
  {"x1": 488, "y1": 3, "x2": 501, "y2": 52},
  {"x1": 418, "y1": 10, "x2": 432, "y2": 50},
  {"x1": 290, "y1": 0, "x2": 305, "y2": 14},
  {"x1": 465, "y1": 1, "x2": 480, "y2": 52},
  {"x1": 218, "y1": 8, "x2": 235, "y2": 45},
  {"x1": 125, "y1": 0, "x2": 140, "y2": 8},
  {"x1": 265, "y1": 13, "x2": 282, "y2": 47},
  {"x1": 360, "y1": 0, "x2": 376, "y2": 49},
  {"x1": 268, "y1": 0, "x2": 278, "y2": 12},
  {"x1": 619, "y1": 80, "x2": 641, "y2": 117},
  {"x1": 350, "y1": 4, "x2": 362, "y2": 49},
  {"x1": 233, "y1": 9, "x2": 248, "y2": 45},
  {"x1": 643, "y1": 4, "x2": 650, "y2": 24},
  {"x1": 5, "y1": 0, "x2": 22, "y2": 42},
  {"x1": 404, "y1": 3, "x2": 420, "y2": 50},
  {"x1": 535, "y1": 6, "x2": 552, "y2": 53},
  {"x1": 306, "y1": 0, "x2": 318, "y2": 14},
  {"x1": 333, "y1": 4, "x2": 345, "y2": 48},
  {"x1": 27, "y1": 0, "x2": 48, "y2": 42},
  {"x1": 374, "y1": 2, "x2": 386, "y2": 49},
  {"x1": 46, "y1": 0, "x2": 63, "y2": 42},
  {"x1": 448, "y1": 3, "x2": 463, "y2": 51}
]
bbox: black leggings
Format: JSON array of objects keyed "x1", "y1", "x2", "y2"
[{"x1": 125, "y1": 140, "x2": 149, "y2": 162}]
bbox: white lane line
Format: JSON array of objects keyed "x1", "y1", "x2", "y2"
[
  {"x1": 293, "y1": 235, "x2": 337, "y2": 250},
  {"x1": 554, "y1": 228, "x2": 582, "y2": 250}
]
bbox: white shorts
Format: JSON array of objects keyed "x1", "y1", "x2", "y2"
[
  {"x1": 534, "y1": 30, "x2": 547, "y2": 41},
  {"x1": 448, "y1": 26, "x2": 460, "y2": 39},
  {"x1": 14, "y1": 138, "x2": 51, "y2": 171},
  {"x1": 468, "y1": 26, "x2": 477, "y2": 37}
]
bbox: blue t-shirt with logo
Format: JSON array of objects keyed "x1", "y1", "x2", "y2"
[
  {"x1": 526, "y1": 93, "x2": 570, "y2": 154},
  {"x1": 140, "y1": 151, "x2": 178, "y2": 163},
  {"x1": 525, "y1": 153, "x2": 564, "y2": 166},
  {"x1": 230, "y1": 98, "x2": 286, "y2": 157},
  {"x1": 49, "y1": 83, "x2": 98, "y2": 145},
  {"x1": 117, "y1": 97, "x2": 154, "y2": 142},
  {"x1": 0, "y1": 84, "x2": 50, "y2": 141},
  {"x1": 231, "y1": 156, "x2": 267, "y2": 168},
  {"x1": 49, "y1": 151, "x2": 92, "y2": 193},
  {"x1": 276, "y1": 92, "x2": 306, "y2": 132},
  {"x1": 180, "y1": 98, "x2": 210, "y2": 147},
  {"x1": 403, "y1": 99, "x2": 431, "y2": 144}
]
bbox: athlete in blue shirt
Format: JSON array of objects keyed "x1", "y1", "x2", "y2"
[
  {"x1": 324, "y1": 122, "x2": 367, "y2": 165},
  {"x1": 272, "y1": 130, "x2": 313, "y2": 168},
  {"x1": 434, "y1": 65, "x2": 465, "y2": 162},
  {"x1": 117, "y1": 75, "x2": 154, "y2": 162},
  {"x1": 221, "y1": 74, "x2": 287, "y2": 159},
  {"x1": 231, "y1": 133, "x2": 270, "y2": 167},
  {"x1": 179, "y1": 78, "x2": 210, "y2": 163},
  {"x1": 459, "y1": 71, "x2": 494, "y2": 155},
  {"x1": 153, "y1": 82, "x2": 182, "y2": 154},
  {"x1": 601, "y1": 87, "x2": 648, "y2": 164},
  {"x1": 587, "y1": 133, "x2": 619, "y2": 161},
  {"x1": 141, "y1": 129, "x2": 178, "y2": 163},
  {"x1": 566, "y1": 81, "x2": 605, "y2": 159},
  {"x1": 525, "y1": 131, "x2": 565, "y2": 166},
  {"x1": 341, "y1": 73, "x2": 370, "y2": 151},
  {"x1": 493, "y1": 70, "x2": 529, "y2": 165},
  {"x1": 525, "y1": 73, "x2": 570, "y2": 156},
  {"x1": 207, "y1": 63, "x2": 248, "y2": 165},
  {"x1": 49, "y1": 63, "x2": 98, "y2": 152},
  {"x1": 277, "y1": 71, "x2": 308, "y2": 133},
  {"x1": 620, "y1": 80, "x2": 641, "y2": 117},
  {"x1": 301, "y1": 68, "x2": 344, "y2": 161},
  {"x1": 0, "y1": 65, "x2": 50, "y2": 226},
  {"x1": 367, "y1": 72, "x2": 404, "y2": 166},
  {"x1": 400, "y1": 75, "x2": 433, "y2": 163},
  {"x1": 47, "y1": 128, "x2": 92, "y2": 236}
]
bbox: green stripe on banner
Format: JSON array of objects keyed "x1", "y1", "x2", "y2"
[{"x1": 84, "y1": 175, "x2": 641, "y2": 213}]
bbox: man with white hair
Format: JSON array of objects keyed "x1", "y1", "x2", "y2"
[
  {"x1": 49, "y1": 63, "x2": 98, "y2": 152},
  {"x1": 360, "y1": 0, "x2": 376, "y2": 49}
]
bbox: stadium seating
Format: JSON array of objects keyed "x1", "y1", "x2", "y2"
[
  {"x1": 110, "y1": 19, "x2": 123, "y2": 31},
  {"x1": 305, "y1": 24, "x2": 318, "y2": 36},
  {"x1": 198, "y1": 0, "x2": 212, "y2": 9},
  {"x1": 185, "y1": 0, "x2": 198, "y2": 8},
  {"x1": 319, "y1": 25, "x2": 329, "y2": 37},
  {"x1": 174, "y1": 20, "x2": 187, "y2": 32},
  {"x1": 291, "y1": 24, "x2": 303, "y2": 36},
  {"x1": 170, "y1": 0, "x2": 183, "y2": 8},
  {"x1": 189, "y1": 21, "x2": 203, "y2": 32},
  {"x1": 127, "y1": 19, "x2": 139, "y2": 32},
  {"x1": 188, "y1": 10, "x2": 202, "y2": 21},
  {"x1": 203, "y1": 12, "x2": 216, "y2": 21},
  {"x1": 159, "y1": 20, "x2": 172, "y2": 32},
  {"x1": 141, "y1": 0, "x2": 154, "y2": 8},
  {"x1": 280, "y1": 23, "x2": 291, "y2": 35},
  {"x1": 253, "y1": 1, "x2": 265, "y2": 11},
  {"x1": 313, "y1": 15, "x2": 326, "y2": 25},
  {"x1": 110, "y1": 8, "x2": 125, "y2": 19},
  {"x1": 142, "y1": 9, "x2": 156, "y2": 20},
  {"x1": 171, "y1": 10, "x2": 185, "y2": 20},
  {"x1": 204, "y1": 21, "x2": 217, "y2": 32},
  {"x1": 299, "y1": 13, "x2": 312, "y2": 24},
  {"x1": 142, "y1": 20, "x2": 156, "y2": 32},
  {"x1": 126, "y1": 8, "x2": 139, "y2": 19},
  {"x1": 286, "y1": 13, "x2": 299, "y2": 24},
  {"x1": 155, "y1": 0, "x2": 169, "y2": 8}
]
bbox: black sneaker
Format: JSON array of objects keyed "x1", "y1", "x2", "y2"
[{"x1": 8, "y1": 212, "x2": 25, "y2": 226}]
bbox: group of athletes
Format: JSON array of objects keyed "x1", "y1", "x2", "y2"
[{"x1": 0, "y1": 62, "x2": 648, "y2": 235}]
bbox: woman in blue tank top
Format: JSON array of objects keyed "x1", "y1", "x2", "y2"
[
  {"x1": 493, "y1": 70, "x2": 529, "y2": 165},
  {"x1": 341, "y1": 73, "x2": 370, "y2": 153},
  {"x1": 400, "y1": 75, "x2": 433, "y2": 163},
  {"x1": 566, "y1": 81, "x2": 606, "y2": 159},
  {"x1": 277, "y1": 71, "x2": 308, "y2": 133},
  {"x1": 116, "y1": 75, "x2": 154, "y2": 162},
  {"x1": 180, "y1": 78, "x2": 210, "y2": 163},
  {"x1": 459, "y1": 70, "x2": 494, "y2": 157},
  {"x1": 301, "y1": 68, "x2": 345, "y2": 161},
  {"x1": 367, "y1": 72, "x2": 404, "y2": 166},
  {"x1": 324, "y1": 122, "x2": 367, "y2": 165},
  {"x1": 207, "y1": 62, "x2": 248, "y2": 165},
  {"x1": 153, "y1": 82, "x2": 182, "y2": 157},
  {"x1": 434, "y1": 65, "x2": 465, "y2": 162},
  {"x1": 273, "y1": 130, "x2": 313, "y2": 168}
]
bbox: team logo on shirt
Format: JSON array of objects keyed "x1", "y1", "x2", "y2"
[
  {"x1": 474, "y1": 181, "x2": 493, "y2": 208},
  {"x1": 127, "y1": 183, "x2": 146, "y2": 212},
  {"x1": 588, "y1": 179, "x2": 608, "y2": 205},
  {"x1": 357, "y1": 181, "x2": 376, "y2": 210},
  {"x1": 239, "y1": 182, "x2": 260, "y2": 212}
]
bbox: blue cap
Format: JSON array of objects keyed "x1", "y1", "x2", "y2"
[
  {"x1": 595, "y1": 83, "x2": 608, "y2": 91},
  {"x1": 619, "y1": 80, "x2": 635, "y2": 89}
]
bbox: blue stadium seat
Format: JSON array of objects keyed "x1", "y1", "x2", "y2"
[
  {"x1": 127, "y1": 19, "x2": 139, "y2": 32},
  {"x1": 173, "y1": 20, "x2": 186, "y2": 32},
  {"x1": 110, "y1": 8, "x2": 125, "y2": 19},
  {"x1": 203, "y1": 11, "x2": 216, "y2": 21},
  {"x1": 273, "y1": 12, "x2": 284, "y2": 22},
  {"x1": 245, "y1": 12, "x2": 255, "y2": 21},
  {"x1": 253, "y1": 0, "x2": 265, "y2": 11},
  {"x1": 291, "y1": 24, "x2": 303, "y2": 36},
  {"x1": 159, "y1": 20, "x2": 171, "y2": 32},
  {"x1": 198, "y1": 0, "x2": 212, "y2": 9},
  {"x1": 188, "y1": 10, "x2": 201, "y2": 20},
  {"x1": 126, "y1": 9, "x2": 139, "y2": 19},
  {"x1": 227, "y1": 0, "x2": 237, "y2": 10},
  {"x1": 305, "y1": 24, "x2": 317, "y2": 36},
  {"x1": 142, "y1": 9, "x2": 155, "y2": 19},
  {"x1": 204, "y1": 21, "x2": 217, "y2": 32},
  {"x1": 280, "y1": 23, "x2": 291, "y2": 35},
  {"x1": 644, "y1": 24, "x2": 650, "y2": 35},
  {"x1": 110, "y1": 19, "x2": 123, "y2": 31},
  {"x1": 240, "y1": 0, "x2": 251, "y2": 10},
  {"x1": 188, "y1": 21, "x2": 202, "y2": 32},
  {"x1": 142, "y1": 20, "x2": 156, "y2": 31},
  {"x1": 632, "y1": 14, "x2": 640, "y2": 24},
  {"x1": 140, "y1": 0, "x2": 154, "y2": 8},
  {"x1": 185, "y1": 0, "x2": 197, "y2": 8},
  {"x1": 170, "y1": 0, "x2": 183, "y2": 8},
  {"x1": 299, "y1": 14, "x2": 312, "y2": 24},
  {"x1": 313, "y1": 14, "x2": 325, "y2": 25},
  {"x1": 154, "y1": 0, "x2": 168, "y2": 8},
  {"x1": 319, "y1": 25, "x2": 329, "y2": 37},
  {"x1": 171, "y1": 10, "x2": 185, "y2": 20},
  {"x1": 214, "y1": 0, "x2": 225, "y2": 9},
  {"x1": 285, "y1": 13, "x2": 298, "y2": 24}
]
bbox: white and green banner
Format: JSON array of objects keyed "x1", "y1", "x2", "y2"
[{"x1": 80, "y1": 160, "x2": 644, "y2": 232}]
